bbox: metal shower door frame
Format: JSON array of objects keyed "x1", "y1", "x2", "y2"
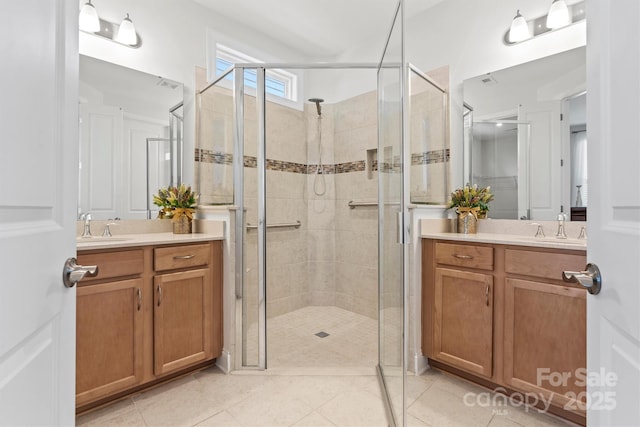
[
  {"x1": 231, "y1": 66, "x2": 268, "y2": 370},
  {"x1": 210, "y1": 63, "x2": 386, "y2": 370}
]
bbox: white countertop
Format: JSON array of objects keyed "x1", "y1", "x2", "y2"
[
  {"x1": 421, "y1": 232, "x2": 586, "y2": 251},
  {"x1": 76, "y1": 232, "x2": 223, "y2": 251}
]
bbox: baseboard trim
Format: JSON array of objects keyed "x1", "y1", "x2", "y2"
[{"x1": 216, "y1": 349, "x2": 231, "y2": 374}]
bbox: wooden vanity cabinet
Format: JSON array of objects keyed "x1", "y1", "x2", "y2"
[
  {"x1": 426, "y1": 242, "x2": 495, "y2": 378},
  {"x1": 153, "y1": 243, "x2": 216, "y2": 376},
  {"x1": 503, "y1": 249, "x2": 587, "y2": 413},
  {"x1": 76, "y1": 240, "x2": 223, "y2": 411},
  {"x1": 423, "y1": 239, "x2": 587, "y2": 424},
  {"x1": 76, "y1": 249, "x2": 145, "y2": 407},
  {"x1": 76, "y1": 278, "x2": 145, "y2": 407}
]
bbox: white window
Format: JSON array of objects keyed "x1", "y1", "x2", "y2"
[{"x1": 215, "y1": 44, "x2": 297, "y2": 103}]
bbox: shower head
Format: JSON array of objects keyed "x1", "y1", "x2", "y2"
[{"x1": 308, "y1": 98, "x2": 324, "y2": 117}]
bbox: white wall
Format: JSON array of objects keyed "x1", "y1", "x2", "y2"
[
  {"x1": 80, "y1": 0, "x2": 587, "y2": 189},
  {"x1": 404, "y1": 0, "x2": 586, "y2": 190},
  {"x1": 79, "y1": 0, "x2": 314, "y2": 187},
  {"x1": 333, "y1": 0, "x2": 586, "y2": 189}
]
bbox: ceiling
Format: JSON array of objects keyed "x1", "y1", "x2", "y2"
[
  {"x1": 193, "y1": 0, "x2": 445, "y2": 58},
  {"x1": 464, "y1": 46, "x2": 586, "y2": 120},
  {"x1": 79, "y1": 55, "x2": 183, "y2": 120}
]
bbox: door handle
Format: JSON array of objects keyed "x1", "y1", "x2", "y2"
[
  {"x1": 563, "y1": 263, "x2": 602, "y2": 295},
  {"x1": 62, "y1": 257, "x2": 98, "y2": 288}
]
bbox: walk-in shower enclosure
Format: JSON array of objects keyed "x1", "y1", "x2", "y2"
[{"x1": 195, "y1": 3, "x2": 448, "y2": 424}]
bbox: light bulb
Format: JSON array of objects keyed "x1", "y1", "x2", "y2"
[
  {"x1": 509, "y1": 10, "x2": 530, "y2": 43},
  {"x1": 547, "y1": 0, "x2": 571, "y2": 29},
  {"x1": 79, "y1": 0, "x2": 100, "y2": 33},
  {"x1": 116, "y1": 13, "x2": 137, "y2": 45}
]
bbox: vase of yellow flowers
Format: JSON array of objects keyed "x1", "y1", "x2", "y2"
[
  {"x1": 447, "y1": 184, "x2": 494, "y2": 234},
  {"x1": 153, "y1": 184, "x2": 198, "y2": 234}
]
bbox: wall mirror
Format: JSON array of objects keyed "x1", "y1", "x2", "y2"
[
  {"x1": 463, "y1": 46, "x2": 586, "y2": 221},
  {"x1": 78, "y1": 55, "x2": 184, "y2": 220}
]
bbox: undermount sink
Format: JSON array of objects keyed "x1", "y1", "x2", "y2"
[
  {"x1": 515, "y1": 236, "x2": 586, "y2": 246},
  {"x1": 76, "y1": 236, "x2": 131, "y2": 243}
]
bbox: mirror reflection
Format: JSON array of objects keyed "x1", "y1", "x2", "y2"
[
  {"x1": 463, "y1": 46, "x2": 586, "y2": 221},
  {"x1": 78, "y1": 55, "x2": 184, "y2": 220}
]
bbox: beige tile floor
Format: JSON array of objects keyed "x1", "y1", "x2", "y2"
[{"x1": 77, "y1": 306, "x2": 572, "y2": 427}]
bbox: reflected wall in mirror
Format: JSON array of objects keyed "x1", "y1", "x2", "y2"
[
  {"x1": 463, "y1": 46, "x2": 586, "y2": 221},
  {"x1": 79, "y1": 55, "x2": 184, "y2": 220},
  {"x1": 409, "y1": 65, "x2": 449, "y2": 205}
]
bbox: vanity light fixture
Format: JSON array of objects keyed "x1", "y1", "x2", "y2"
[
  {"x1": 116, "y1": 13, "x2": 137, "y2": 45},
  {"x1": 78, "y1": 2, "x2": 142, "y2": 48},
  {"x1": 504, "y1": 0, "x2": 585, "y2": 46},
  {"x1": 546, "y1": 0, "x2": 571, "y2": 29},
  {"x1": 508, "y1": 10, "x2": 531, "y2": 43},
  {"x1": 78, "y1": 0, "x2": 100, "y2": 33}
]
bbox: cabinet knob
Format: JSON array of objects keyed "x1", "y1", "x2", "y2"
[{"x1": 563, "y1": 263, "x2": 602, "y2": 295}]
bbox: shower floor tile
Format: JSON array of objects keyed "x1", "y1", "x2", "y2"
[{"x1": 266, "y1": 306, "x2": 378, "y2": 369}]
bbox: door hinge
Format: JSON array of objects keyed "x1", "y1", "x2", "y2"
[
  {"x1": 560, "y1": 113, "x2": 564, "y2": 121},
  {"x1": 561, "y1": 159, "x2": 564, "y2": 167}
]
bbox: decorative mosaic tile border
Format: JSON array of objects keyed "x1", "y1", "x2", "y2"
[
  {"x1": 195, "y1": 148, "x2": 448, "y2": 175},
  {"x1": 412, "y1": 149, "x2": 450, "y2": 165},
  {"x1": 195, "y1": 149, "x2": 233, "y2": 165}
]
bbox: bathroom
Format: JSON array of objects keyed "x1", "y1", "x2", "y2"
[{"x1": 0, "y1": 1, "x2": 638, "y2": 426}]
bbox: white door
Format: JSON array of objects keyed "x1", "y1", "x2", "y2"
[
  {"x1": 0, "y1": 0, "x2": 78, "y2": 425},
  {"x1": 79, "y1": 105, "x2": 123, "y2": 220},
  {"x1": 518, "y1": 101, "x2": 562, "y2": 220},
  {"x1": 586, "y1": 0, "x2": 640, "y2": 425},
  {"x1": 122, "y1": 115, "x2": 168, "y2": 219}
]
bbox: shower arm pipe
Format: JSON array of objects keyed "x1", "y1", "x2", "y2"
[
  {"x1": 245, "y1": 220, "x2": 302, "y2": 230},
  {"x1": 199, "y1": 62, "x2": 402, "y2": 95}
]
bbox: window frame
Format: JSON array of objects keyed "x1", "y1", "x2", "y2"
[{"x1": 211, "y1": 43, "x2": 301, "y2": 110}]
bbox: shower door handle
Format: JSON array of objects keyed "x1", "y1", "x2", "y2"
[{"x1": 396, "y1": 210, "x2": 410, "y2": 245}]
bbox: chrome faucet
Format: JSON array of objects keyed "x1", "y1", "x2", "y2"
[
  {"x1": 530, "y1": 223, "x2": 546, "y2": 238},
  {"x1": 80, "y1": 213, "x2": 93, "y2": 238},
  {"x1": 578, "y1": 226, "x2": 587, "y2": 240},
  {"x1": 556, "y1": 212, "x2": 567, "y2": 239}
]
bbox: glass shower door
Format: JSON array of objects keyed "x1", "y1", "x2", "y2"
[
  {"x1": 234, "y1": 67, "x2": 267, "y2": 369},
  {"x1": 377, "y1": 1, "x2": 407, "y2": 425}
]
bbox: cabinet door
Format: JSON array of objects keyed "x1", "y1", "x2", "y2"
[
  {"x1": 504, "y1": 278, "x2": 586, "y2": 413},
  {"x1": 76, "y1": 279, "x2": 144, "y2": 407},
  {"x1": 433, "y1": 268, "x2": 493, "y2": 378},
  {"x1": 154, "y1": 268, "x2": 212, "y2": 376}
]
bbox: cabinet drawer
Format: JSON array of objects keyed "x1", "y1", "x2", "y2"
[
  {"x1": 154, "y1": 243, "x2": 211, "y2": 272},
  {"x1": 435, "y1": 242, "x2": 493, "y2": 271},
  {"x1": 77, "y1": 249, "x2": 144, "y2": 283},
  {"x1": 505, "y1": 249, "x2": 585, "y2": 281}
]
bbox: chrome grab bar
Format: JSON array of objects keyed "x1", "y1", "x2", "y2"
[
  {"x1": 348, "y1": 200, "x2": 377, "y2": 209},
  {"x1": 348, "y1": 200, "x2": 401, "y2": 209},
  {"x1": 246, "y1": 220, "x2": 301, "y2": 230}
]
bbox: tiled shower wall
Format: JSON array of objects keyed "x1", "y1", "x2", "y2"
[
  {"x1": 196, "y1": 67, "x2": 449, "y2": 321},
  {"x1": 333, "y1": 92, "x2": 379, "y2": 319}
]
